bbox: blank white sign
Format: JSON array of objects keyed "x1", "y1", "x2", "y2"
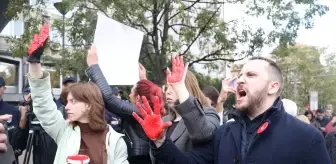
[{"x1": 94, "y1": 13, "x2": 144, "y2": 85}]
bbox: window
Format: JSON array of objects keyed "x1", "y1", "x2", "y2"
[
  {"x1": 0, "y1": 61, "x2": 18, "y2": 87},
  {"x1": 13, "y1": 19, "x2": 24, "y2": 37},
  {"x1": 0, "y1": 19, "x2": 24, "y2": 37}
]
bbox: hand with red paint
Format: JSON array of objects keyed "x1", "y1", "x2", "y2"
[
  {"x1": 27, "y1": 24, "x2": 50, "y2": 63},
  {"x1": 166, "y1": 55, "x2": 190, "y2": 103},
  {"x1": 166, "y1": 55, "x2": 188, "y2": 84},
  {"x1": 132, "y1": 96, "x2": 172, "y2": 141}
]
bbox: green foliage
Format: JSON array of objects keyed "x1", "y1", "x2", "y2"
[
  {"x1": 191, "y1": 70, "x2": 221, "y2": 90},
  {"x1": 272, "y1": 45, "x2": 336, "y2": 112},
  {"x1": 4, "y1": 0, "x2": 329, "y2": 85}
]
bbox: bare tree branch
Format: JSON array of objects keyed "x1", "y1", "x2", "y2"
[
  {"x1": 170, "y1": 26, "x2": 181, "y2": 35},
  {"x1": 124, "y1": 14, "x2": 151, "y2": 34},
  {"x1": 168, "y1": 23, "x2": 198, "y2": 28},
  {"x1": 180, "y1": 6, "x2": 221, "y2": 55},
  {"x1": 157, "y1": 0, "x2": 174, "y2": 25},
  {"x1": 181, "y1": 0, "x2": 240, "y2": 4},
  {"x1": 167, "y1": 0, "x2": 200, "y2": 22},
  {"x1": 136, "y1": 1, "x2": 152, "y2": 11},
  {"x1": 188, "y1": 53, "x2": 248, "y2": 66}
]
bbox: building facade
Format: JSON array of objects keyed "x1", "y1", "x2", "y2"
[{"x1": 0, "y1": 11, "x2": 65, "y2": 103}]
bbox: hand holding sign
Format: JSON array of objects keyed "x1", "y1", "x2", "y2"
[{"x1": 132, "y1": 96, "x2": 171, "y2": 140}]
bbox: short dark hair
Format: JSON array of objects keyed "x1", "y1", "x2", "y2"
[
  {"x1": 202, "y1": 86, "x2": 219, "y2": 106},
  {"x1": 249, "y1": 57, "x2": 283, "y2": 94},
  {"x1": 316, "y1": 108, "x2": 324, "y2": 114}
]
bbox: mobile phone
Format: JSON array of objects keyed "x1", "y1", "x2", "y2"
[{"x1": 229, "y1": 78, "x2": 236, "y2": 88}]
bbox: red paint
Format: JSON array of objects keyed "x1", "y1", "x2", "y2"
[
  {"x1": 257, "y1": 122, "x2": 269, "y2": 134},
  {"x1": 66, "y1": 155, "x2": 90, "y2": 164},
  {"x1": 27, "y1": 24, "x2": 49, "y2": 55}
]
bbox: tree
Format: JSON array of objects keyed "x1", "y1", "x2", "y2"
[
  {"x1": 5, "y1": 0, "x2": 329, "y2": 84},
  {"x1": 272, "y1": 45, "x2": 336, "y2": 113}
]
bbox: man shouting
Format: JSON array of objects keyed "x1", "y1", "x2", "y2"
[{"x1": 133, "y1": 56, "x2": 330, "y2": 164}]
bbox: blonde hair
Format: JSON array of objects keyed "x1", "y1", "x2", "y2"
[
  {"x1": 296, "y1": 115, "x2": 310, "y2": 124},
  {"x1": 185, "y1": 70, "x2": 210, "y2": 107},
  {"x1": 167, "y1": 70, "x2": 211, "y2": 120}
]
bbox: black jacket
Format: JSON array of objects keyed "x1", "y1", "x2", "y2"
[
  {"x1": 153, "y1": 98, "x2": 331, "y2": 164},
  {"x1": 86, "y1": 64, "x2": 149, "y2": 157},
  {"x1": 325, "y1": 131, "x2": 336, "y2": 163},
  {"x1": 10, "y1": 106, "x2": 66, "y2": 164}
]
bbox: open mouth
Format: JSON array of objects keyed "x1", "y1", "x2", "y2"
[{"x1": 237, "y1": 89, "x2": 247, "y2": 98}]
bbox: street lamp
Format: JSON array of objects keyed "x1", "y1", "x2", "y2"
[
  {"x1": 53, "y1": 1, "x2": 71, "y2": 49},
  {"x1": 53, "y1": 1, "x2": 72, "y2": 86}
]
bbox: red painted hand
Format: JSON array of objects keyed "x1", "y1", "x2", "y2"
[
  {"x1": 27, "y1": 24, "x2": 50, "y2": 63},
  {"x1": 132, "y1": 96, "x2": 172, "y2": 140},
  {"x1": 166, "y1": 55, "x2": 188, "y2": 84}
]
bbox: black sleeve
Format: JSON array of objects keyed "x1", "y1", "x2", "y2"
[
  {"x1": 86, "y1": 64, "x2": 140, "y2": 120},
  {"x1": 152, "y1": 138, "x2": 215, "y2": 164},
  {"x1": 303, "y1": 132, "x2": 332, "y2": 164},
  {"x1": 10, "y1": 126, "x2": 29, "y2": 151}
]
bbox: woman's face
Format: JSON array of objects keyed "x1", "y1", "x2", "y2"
[
  {"x1": 306, "y1": 113, "x2": 313, "y2": 121},
  {"x1": 129, "y1": 85, "x2": 137, "y2": 103},
  {"x1": 164, "y1": 84, "x2": 177, "y2": 107},
  {"x1": 65, "y1": 92, "x2": 90, "y2": 123}
]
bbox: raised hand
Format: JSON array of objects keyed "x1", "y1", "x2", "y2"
[
  {"x1": 217, "y1": 77, "x2": 237, "y2": 104},
  {"x1": 27, "y1": 24, "x2": 50, "y2": 63},
  {"x1": 132, "y1": 96, "x2": 171, "y2": 140},
  {"x1": 87, "y1": 44, "x2": 98, "y2": 67},
  {"x1": 166, "y1": 55, "x2": 188, "y2": 84},
  {"x1": 138, "y1": 63, "x2": 147, "y2": 80}
]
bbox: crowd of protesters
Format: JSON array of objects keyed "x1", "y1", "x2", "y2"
[{"x1": 0, "y1": 24, "x2": 335, "y2": 164}]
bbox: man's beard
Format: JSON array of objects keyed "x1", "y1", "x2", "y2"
[{"x1": 240, "y1": 86, "x2": 268, "y2": 115}]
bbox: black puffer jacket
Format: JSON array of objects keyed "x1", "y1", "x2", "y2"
[
  {"x1": 86, "y1": 64, "x2": 149, "y2": 157},
  {"x1": 326, "y1": 131, "x2": 336, "y2": 164}
]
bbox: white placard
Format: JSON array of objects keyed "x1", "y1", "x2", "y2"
[{"x1": 94, "y1": 13, "x2": 144, "y2": 85}]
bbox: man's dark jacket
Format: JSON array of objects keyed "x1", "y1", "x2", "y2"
[{"x1": 153, "y1": 98, "x2": 331, "y2": 164}]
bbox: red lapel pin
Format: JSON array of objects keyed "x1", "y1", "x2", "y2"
[{"x1": 257, "y1": 122, "x2": 269, "y2": 134}]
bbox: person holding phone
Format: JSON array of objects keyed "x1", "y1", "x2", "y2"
[{"x1": 133, "y1": 56, "x2": 331, "y2": 164}]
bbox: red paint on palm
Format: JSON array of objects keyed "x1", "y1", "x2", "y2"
[
  {"x1": 27, "y1": 24, "x2": 50, "y2": 55},
  {"x1": 132, "y1": 96, "x2": 172, "y2": 140},
  {"x1": 167, "y1": 56, "x2": 186, "y2": 83}
]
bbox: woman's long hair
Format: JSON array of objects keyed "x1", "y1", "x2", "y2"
[
  {"x1": 185, "y1": 70, "x2": 211, "y2": 107},
  {"x1": 68, "y1": 82, "x2": 107, "y2": 131}
]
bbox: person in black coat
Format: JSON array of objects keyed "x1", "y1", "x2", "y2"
[{"x1": 144, "y1": 57, "x2": 330, "y2": 164}]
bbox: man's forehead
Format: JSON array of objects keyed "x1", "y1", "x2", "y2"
[{"x1": 240, "y1": 60, "x2": 269, "y2": 73}]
